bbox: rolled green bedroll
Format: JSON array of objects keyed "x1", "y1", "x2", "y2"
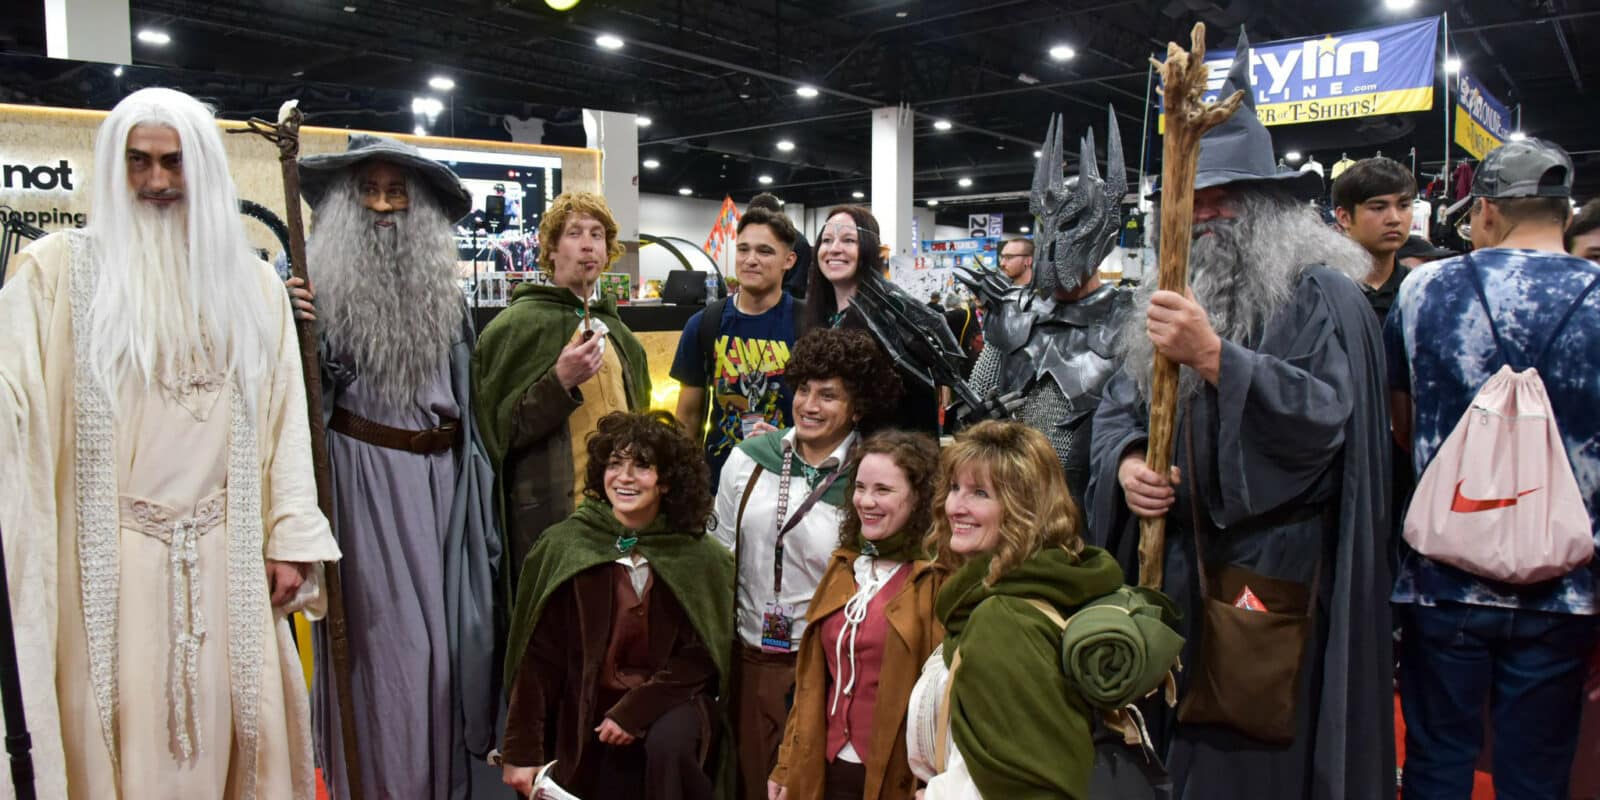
[{"x1": 1059, "y1": 586, "x2": 1184, "y2": 709}]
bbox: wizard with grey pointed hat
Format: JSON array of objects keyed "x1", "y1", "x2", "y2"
[
  {"x1": 1084, "y1": 29, "x2": 1397, "y2": 800},
  {"x1": 958, "y1": 106, "x2": 1133, "y2": 507},
  {"x1": 286, "y1": 134, "x2": 503, "y2": 799}
]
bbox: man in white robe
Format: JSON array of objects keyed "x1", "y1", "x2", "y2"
[{"x1": 0, "y1": 87, "x2": 340, "y2": 799}]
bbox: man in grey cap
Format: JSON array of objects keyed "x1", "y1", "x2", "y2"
[
  {"x1": 1387, "y1": 137, "x2": 1600, "y2": 799},
  {"x1": 289, "y1": 135, "x2": 502, "y2": 800},
  {"x1": 1087, "y1": 29, "x2": 1394, "y2": 800}
]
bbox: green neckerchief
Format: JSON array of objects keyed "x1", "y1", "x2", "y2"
[
  {"x1": 849, "y1": 525, "x2": 924, "y2": 562},
  {"x1": 934, "y1": 545, "x2": 1124, "y2": 800},
  {"x1": 735, "y1": 430, "x2": 852, "y2": 507},
  {"x1": 502, "y1": 498, "x2": 734, "y2": 695},
  {"x1": 471, "y1": 283, "x2": 651, "y2": 471}
]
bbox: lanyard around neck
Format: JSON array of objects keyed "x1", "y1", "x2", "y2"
[{"x1": 771, "y1": 442, "x2": 845, "y2": 594}]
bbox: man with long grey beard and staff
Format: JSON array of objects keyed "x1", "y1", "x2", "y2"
[
  {"x1": 1085, "y1": 32, "x2": 1394, "y2": 800},
  {"x1": 288, "y1": 135, "x2": 501, "y2": 800}
]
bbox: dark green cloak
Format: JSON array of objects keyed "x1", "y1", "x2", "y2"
[{"x1": 937, "y1": 545, "x2": 1124, "y2": 800}]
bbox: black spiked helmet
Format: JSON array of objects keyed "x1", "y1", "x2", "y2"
[{"x1": 1029, "y1": 106, "x2": 1127, "y2": 297}]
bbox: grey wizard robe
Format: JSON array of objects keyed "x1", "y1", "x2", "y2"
[
  {"x1": 311, "y1": 307, "x2": 503, "y2": 800},
  {"x1": 1085, "y1": 266, "x2": 1395, "y2": 800}
]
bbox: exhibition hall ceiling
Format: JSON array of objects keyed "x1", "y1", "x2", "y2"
[{"x1": 2, "y1": 0, "x2": 1598, "y2": 218}]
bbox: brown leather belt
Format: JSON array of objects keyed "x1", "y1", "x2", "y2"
[{"x1": 329, "y1": 406, "x2": 460, "y2": 454}]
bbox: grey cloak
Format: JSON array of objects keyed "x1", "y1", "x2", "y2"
[
  {"x1": 310, "y1": 306, "x2": 504, "y2": 800},
  {"x1": 1085, "y1": 266, "x2": 1395, "y2": 800}
]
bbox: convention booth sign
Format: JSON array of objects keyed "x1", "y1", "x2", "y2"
[
  {"x1": 1158, "y1": 18, "x2": 1440, "y2": 132},
  {"x1": 0, "y1": 102, "x2": 601, "y2": 259},
  {"x1": 1453, "y1": 71, "x2": 1514, "y2": 161}
]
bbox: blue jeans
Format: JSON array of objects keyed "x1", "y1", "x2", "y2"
[{"x1": 1399, "y1": 601, "x2": 1596, "y2": 800}]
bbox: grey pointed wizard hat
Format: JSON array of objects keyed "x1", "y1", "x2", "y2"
[
  {"x1": 1152, "y1": 29, "x2": 1324, "y2": 201},
  {"x1": 299, "y1": 133, "x2": 472, "y2": 220}
]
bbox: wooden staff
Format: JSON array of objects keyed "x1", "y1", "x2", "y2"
[
  {"x1": 1138, "y1": 24, "x2": 1244, "y2": 590},
  {"x1": 230, "y1": 102, "x2": 365, "y2": 800}
]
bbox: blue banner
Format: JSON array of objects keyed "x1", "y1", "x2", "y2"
[
  {"x1": 1159, "y1": 18, "x2": 1440, "y2": 131},
  {"x1": 1454, "y1": 71, "x2": 1513, "y2": 160}
]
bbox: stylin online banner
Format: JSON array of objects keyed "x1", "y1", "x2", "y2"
[{"x1": 1159, "y1": 18, "x2": 1440, "y2": 132}]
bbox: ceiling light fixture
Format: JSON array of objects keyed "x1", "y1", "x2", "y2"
[
  {"x1": 927, "y1": 199, "x2": 940, "y2": 206},
  {"x1": 113, "y1": 66, "x2": 124, "y2": 76},
  {"x1": 545, "y1": 0, "x2": 580, "y2": 9},
  {"x1": 642, "y1": 158, "x2": 660, "y2": 169},
  {"x1": 958, "y1": 177, "x2": 973, "y2": 188},
  {"x1": 776, "y1": 139, "x2": 796, "y2": 152},
  {"x1": 1445, "y1": 57, "x2": 1462, "y2": 73},
  {"x1": 428, "y1": 76, "x2": 455, "y2": 91},
  {"x1": 1049, "y1": 44, "x2": 1076, "y2": 61},
  {"x1": 1017, "y1": 73, "x2": 1040, "y2": 85},
  {"x1": 852, "y1": 190, "x2": 865, "y2": 199},
  {"x1": 1020, "y1": 226, "x2": 1031, "y2": 233},
  {"x1": 343, "y1": 5, "x2": 358, "y2": 11},
  {"x1": 758, "y1": 175, "x2": 774, "y2": 184},
  {"x1": 411, "y1": 96, "x2": 444, "y2": 117},
  {"x1": 933, "y1": 119, "x2": 953, "y2": 131},
  {"x1": 595, "y1": 34, "x2": 625, "y2": 50},
  {"x1": 796, "y1": 85, "x2": 819, "y2": 98},
  {"x1": 895, "y1": 11, "x2": 908, "y2": 17},
  {"x1": 1383, "y1": 0, "x2": 1416, "y2": 9},
  {"x1": 1033, "y1": 150, "x2": 1042, "y2": 158},
  {"x1": 1285, "y1": 150, "x2": 1302, "y2": 163},
  {"x1": 136, "y1": 30, "x2": 171, "y2": 45},
  {"x1": 678, "y1": 187, "x2": 693, "y2": 196},
  {"x1": 636, "y1": 115, "x2": 652, "y2": 127},
  {"x1": 292, "y1": 70, "x2": 305, "y2": 77},
  {"x1": 1509, "y1": 131, "x2": 1528, "y2": 141},
  {"x1": 413, "y1": 125, "x2": 426, "y2": 136}
]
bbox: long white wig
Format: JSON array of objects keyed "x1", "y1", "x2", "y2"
[{"x1": 83, "y1": 88, "x2": 273, "y2": 410}]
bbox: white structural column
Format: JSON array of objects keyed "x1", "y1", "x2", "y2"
[
  {"x1": 583, "y1": 109, "x2": 641, "y2": 279},
  {"x1": 870, "y1": 105, "x2": 915, "y2": 257},
  {"x1": 45, "y1": 0, "x2": 131, "y2": 64}
]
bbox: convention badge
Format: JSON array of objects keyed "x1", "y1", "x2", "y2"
[
  {"x1": 760, "y1": 601, "x2": 795, "y2": 652},
  {"x1": 740, "y1": 412, "x2": 766, "y2": 438}
]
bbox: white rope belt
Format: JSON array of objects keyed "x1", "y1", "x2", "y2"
[{"x1": 120, "y1": 490, "x2": 225, "y2": 760}]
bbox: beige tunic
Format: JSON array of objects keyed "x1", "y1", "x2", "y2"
[{"x1": 0, "y1": 232, "x2": 341, "y2": 799}]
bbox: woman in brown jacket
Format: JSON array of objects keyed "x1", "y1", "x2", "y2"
[{"x1": 768, "y1": 430, "x2": 947, "y2": 800}]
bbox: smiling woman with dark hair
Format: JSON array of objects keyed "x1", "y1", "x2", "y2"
[{"x1": 501, "y1": 410, "x2": 733, "y2": 800}]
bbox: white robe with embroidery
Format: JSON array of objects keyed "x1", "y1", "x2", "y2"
[{"x1": 0, "y1": 231, "x2": 340, "y2": 799}]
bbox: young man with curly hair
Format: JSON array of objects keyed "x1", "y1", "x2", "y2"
[
  {"x1": 501, "y1": 411, "x2": 734, "y2": 799},
  {"x1": 473, "y1": 191, "x2": 651, "y2": 581},
  {"x1": 708, "y1": 328, "x2": 903, "y2": 799}
]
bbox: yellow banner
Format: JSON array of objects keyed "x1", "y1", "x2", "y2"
[
  {"x1": 1454, "y1": 105, "x2": 1503, "y2": 161},
  {"x1": 1159, "y1": 87, "x2": 1434, "y2": 134}
]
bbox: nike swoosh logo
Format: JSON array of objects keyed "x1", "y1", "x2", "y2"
[{"x1": 1451, "y1": 480, "x2": 1542, "y2": 513}]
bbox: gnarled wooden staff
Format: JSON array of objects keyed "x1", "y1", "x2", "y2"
[
  {"x1": 1139, "y1": 24, "x2": 1244, "y2": 590},
  {"x1": 230, "y1": 102, "x2": 365, "y2": 800}
]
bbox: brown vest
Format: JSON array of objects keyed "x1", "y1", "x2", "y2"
[{"x1": 599, "y1": 562, "x2": 654, "y2": 691}]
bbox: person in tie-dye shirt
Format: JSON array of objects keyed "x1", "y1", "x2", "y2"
[{"x1": 1387, "y1": 138, "x2": 1600, "y2": 799}]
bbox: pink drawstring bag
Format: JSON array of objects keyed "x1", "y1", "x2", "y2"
[{"x1": 1403, "y1": 258, "x2": 1599, "y2": 585}]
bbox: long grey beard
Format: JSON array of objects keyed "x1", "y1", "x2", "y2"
[
  {"x1": 1117, "y1": 188, "x2": 1369, "y2": 403},
  {"x1": 306, "y1": 177, "x2": 464, "y2": 411}
]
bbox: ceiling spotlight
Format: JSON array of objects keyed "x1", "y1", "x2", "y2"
[
  {"x1": 292, "y1": 70, "x2": 305, "y2": 77},
  {"x1": 1020, "y1": 226, "x2": 1031, "y2": 233},
  {"x1": 428, "y1": 75, "x2": 455, "y2": 91},
  {"x1": 927, "y1": 199, "x2": 940, "y2": 206},
  {"x1": 1509, "y1": 131, "x2": 1528, "y2": 141},
  {"x1": 545, "y1": 0, "x2": 580, "y2": 9},
  {"x1": 758, "y1": 175, "x2": 774, "y2": 185},
  {"x1": 933, "y1": 119, "x2": 953, "y2": 131},
  {"x1": 595, "y1": 34, "x2": 625, "y2": 50},
  {"x1": 1383, "y1": 0, "x2": 1416, "y2": 9},
  {"x1": 411, "y1": 96, "x2": 444, "y2": 116},
  {"x1": 895, "y1": 11, "x2": 908, "y2": 17},
  {"x1": 796, "y1": 85, "x2": 819, "y2": 98},
  {"x1": 852, "y1": 190, "x2": 865, "y2": 199},
  {"x1": 1049, "y1": 44, "x2": 1076, "y2": 61},
  {"x1": 113, "y1": 66, "x2": 124, "y2": 77},
  {"x1": 1285, "y1": 150, "x2": 1302, "y2": 163},
  {"x1": 958, "y1": 177, "x2": 973, "y2": 188},
  {"x1": 1445, "y1": 57, "x2": 1462, "y2": 73},
  {"x1": 136, "y1": 29, "x2": 171, "y2": 45},
  {"x1": 636, "y1": 115, "x2": 652, "y2": 127},
  {"x1": 1033, "y1": 150, "x2": 1042, "y2": 158},
  {"x1": 642, "y1": 158, "x2": 660, "y2": 169},
  {"x1": 413, "y1": 125, "x2": 426, "y2": 136},
  {"x1": 678, "y1": 187, "x2": 693, "y2": 196},
  {"x1": 776, "y1": 139, "x2": 796, "y2": 152},
  {"x1": 343, "y1": 5, "x2": 358, "y2": 11}
]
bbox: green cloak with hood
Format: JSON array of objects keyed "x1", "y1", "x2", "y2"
[{"x1": 937, "y1": 545, "x2": 1125, "y2": 800}]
